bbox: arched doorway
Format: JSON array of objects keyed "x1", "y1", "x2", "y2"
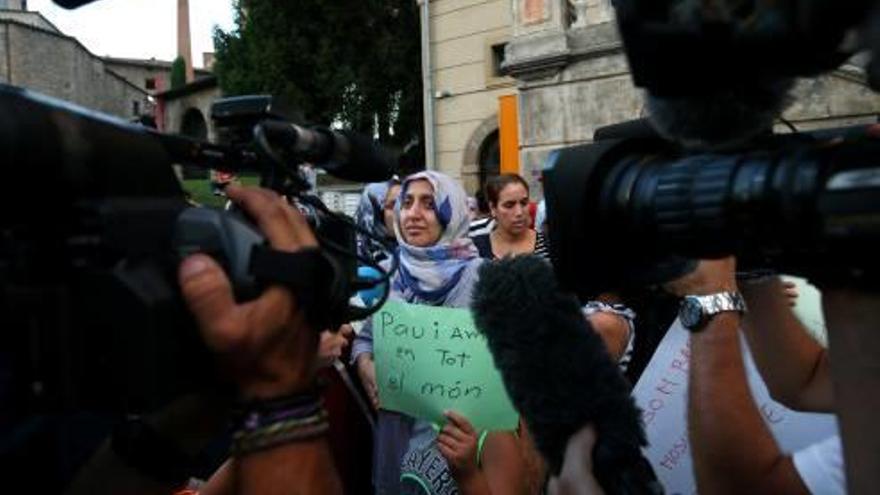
[
  {"x1": 180, "y1": 108, "x2": 208, "y2": 179},
  {"x1": 478, "y1": 129, "x2": 500, "y2": 194},
  {"x1": 462, "y1": 114, "x2": 500, "y2": 195}
]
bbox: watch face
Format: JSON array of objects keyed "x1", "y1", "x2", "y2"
[{"x1": 680, "y1": 297, "x2": 704, "y2": 329}]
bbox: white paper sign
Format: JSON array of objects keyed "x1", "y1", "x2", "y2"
[{"x1": 633, "y1": 320, "x2": 838, "y2": 495}]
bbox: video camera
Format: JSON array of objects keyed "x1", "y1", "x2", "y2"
[
  {"x1": 543, "y1": 0, "x2": 880, "y2": 299},
  {"x1": 0, "y1": 85, "x2": 395, "y2": 415}
]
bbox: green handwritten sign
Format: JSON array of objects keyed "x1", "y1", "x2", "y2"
[{"x1": 373, "y1": 300, "x2": 518, "y2": 431}]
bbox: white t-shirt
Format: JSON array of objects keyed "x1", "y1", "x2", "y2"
[{"x1": 792, "y1": 434, "x2": 846, "y2": 495}]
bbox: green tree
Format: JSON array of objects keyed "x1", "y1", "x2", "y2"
[
  {"x1": 170, "y1": 56, "x2": 187, "y2": 90},
  {"x1": 213, "y1": 0, "x2": 423, "y2": 148}
]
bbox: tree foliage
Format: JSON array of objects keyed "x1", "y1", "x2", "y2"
[
  {"x1": 213, "y1": 0, "x2": 423, "y2": 147},
  {"x1": 170, "y1": 56, "x2": 187, "y2": 90}
]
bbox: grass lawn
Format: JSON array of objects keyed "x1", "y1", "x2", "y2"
[{"x1": 182, "y1": 176, "x2": 260, "y2": 208}]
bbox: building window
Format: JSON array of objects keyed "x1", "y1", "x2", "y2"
[
  {"x1": 132, "y1": 100, "x2": 140, "y2": 116},
  {"x1": 145, "y1": 78, "x2": 156, "y2": 90},
  {"x1": 491, "y1": 43, "x2": 508, "y2": 77}
]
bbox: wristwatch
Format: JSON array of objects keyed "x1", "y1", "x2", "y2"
[{"x1": 679, "y1": 292, "x2": 747, "y2": 331}]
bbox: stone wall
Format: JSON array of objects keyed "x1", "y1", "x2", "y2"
[
  {"x1": 0, "y1": 24, "x2": 8, "y2": 83},
  {"x1": 1, "y1": 19, "x2": 148, "y2": 119}
]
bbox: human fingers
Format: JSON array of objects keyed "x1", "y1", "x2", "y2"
[
  {"x1": 225, "y1": 186, "x2": 301, "y2": 250},
  {"x1": 440, "y1": 424, "x2": 471, "y2": 444},
  {"x1": 443, "y1": 410, "x2": 476, "y2": 436},
  {"x1": 179, "y1": 254, "x2": 246, "y2": 352},
  {"x1": 437, "y1": 439, "x2": 456, "y2": 461},
  {"x1": 437, "y1": 432, "x2": 463, "y2": 454},
  {"x1": 338, "y1": 323, "x2": 354, "y2": 338}
]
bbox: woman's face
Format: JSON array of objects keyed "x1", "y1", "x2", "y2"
[
  {"x1": 383, "y1": 184, "x2": 401, "y2": 238},
  {"x1": 399, "y1": 179, "x2": 443, "y2": 247},
  {"x1": 491, "y1": 183, "x2": 530, "y2": 236}
]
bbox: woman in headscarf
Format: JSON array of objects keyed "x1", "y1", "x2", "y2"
[
  {"x1": 352, "y1": 171, "x2": 527, "y2": 495},
  {"x1": 355, "y1": 179, "x2": 401, "y2": 264}
]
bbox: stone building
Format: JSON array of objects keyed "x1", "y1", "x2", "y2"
[
  {"x1": 424, "y1": 0, "x2": 519, "y2": 193},
  {"x1": 0, "y1": 2, "x2": 213, "y2": 121},
  {"x1": 0, "y1": 7, "x2": 149, "y2": 119},
  {"x1": 503, "y1": 0, "x2": 880, "y2": 196},
  {"x1": 156, "y1": 75, "x2": 221, "y2": 140}
]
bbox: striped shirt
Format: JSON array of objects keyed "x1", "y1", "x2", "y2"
[
  {"x1": 468, "y1": 217, "x2": 494, "y2": 237},
  {"x1": 582, "y1": 301, "x2": 636, "y2": 372},
  {"x1": 471, "y1": 230, "x2": 550, "y2": 261}
]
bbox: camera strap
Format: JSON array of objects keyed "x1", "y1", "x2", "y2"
[{"x1": 248, "y1": 245, "x2": 341, "y2": 330}]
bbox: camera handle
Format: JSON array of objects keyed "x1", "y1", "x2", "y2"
[
  {"x1": 173, "y1": 208, "x2": 265, "y2": 300},
  {"x1": 823, "y1": 289, "x2": 880, "y2": 495},
  {"x1": 171, "y1": 207, "x2": 345, "y2": 331}
]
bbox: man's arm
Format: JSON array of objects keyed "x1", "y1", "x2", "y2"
[
  {"x1": 587, "y1": 311, "x2": 631, "y2": 362},
  {"x1": 740, "y1": 277, "x2": 833, "y2": 412},
  {"x1": 668, "y1": 259, "x2": 810, "y2": 494},
  {"x1": 68, "y1": 186, "x2": 343, "y2": 495},
  {"x1": 178, "y1": 186, "x2": 342, "y2": 495}
]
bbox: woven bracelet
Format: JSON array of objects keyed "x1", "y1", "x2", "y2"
[{"x1": 231, "y1": 409, "x2": 329, "y2": 456}]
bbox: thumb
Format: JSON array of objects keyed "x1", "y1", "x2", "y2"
[{"x1": 179, "y1": 254, "x2": 240, "y2": 343}]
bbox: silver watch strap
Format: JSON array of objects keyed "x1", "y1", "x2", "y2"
[{"x1": 694, "y1": 292, "x2": 747, "y2": 315}]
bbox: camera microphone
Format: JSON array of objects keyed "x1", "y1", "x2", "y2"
[
  {"x1": 471, "y1": 256, "x2": 661, "y2": 494},
  {"x1": 259, "y1": 120, "x2": 393, "y2": 183}
]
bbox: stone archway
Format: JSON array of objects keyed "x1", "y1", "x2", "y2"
[
  {"x1": 462, "y1": 114, "x2": 500, "y2": 195},
  {"x1": 180, "y1": 107, "x2": 208, "y2": 140}
]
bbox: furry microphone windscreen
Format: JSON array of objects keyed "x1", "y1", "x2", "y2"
[
  {"x1": 646, "y1": 80, "x2": 795, "y2": 151},
  {"x1": 472, "y1": 256, "x2": 661, "y2": 493}
]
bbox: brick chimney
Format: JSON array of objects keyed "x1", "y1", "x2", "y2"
[{"x1": 177, "y1": 0, "x2": 195, "y2": 82}]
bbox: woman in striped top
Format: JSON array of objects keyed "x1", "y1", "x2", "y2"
[{"x1": 471, "y1": 174, "x2": 550, "y2": 260}]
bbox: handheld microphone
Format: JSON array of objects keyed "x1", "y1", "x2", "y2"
[
  {"x1": 471, "y1": 256, "x2": 662, "y2": 494},
  {"x1": 259, "y1": 121, "x2": 393, "y2": 183}
]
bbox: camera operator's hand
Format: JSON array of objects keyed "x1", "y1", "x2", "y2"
[
  {"x1": 179, "y1": 184, "x2": 320, "y2": 399},
  {"x1": 179, "y1": 186, "x2": 342, "y2": 495},
  {"x1": 356, "y1": 353, "x2": 380, "y2": 410},
  {"x1": 663, "y1": 257, "x2": 737, "y2": 297}
]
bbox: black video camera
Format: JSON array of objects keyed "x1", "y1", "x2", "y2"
[
  {"x1": 0, "y1": 85, "x2": 394, "y2": 416},
  {"x1": 544, "y1": 123, "x2": 880, "y2": 298}
]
